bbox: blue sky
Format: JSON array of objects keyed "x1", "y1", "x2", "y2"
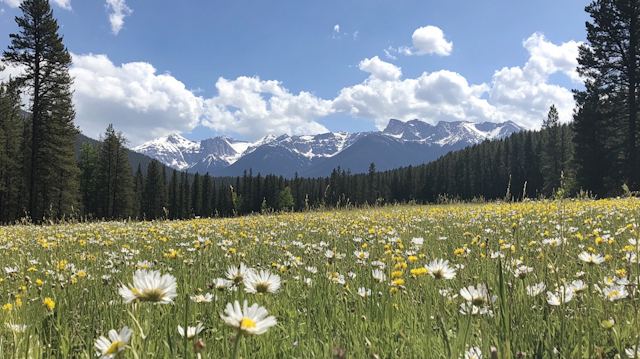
[{"x1": 0, "y1": 0, "x2": 590, "y2": 146}]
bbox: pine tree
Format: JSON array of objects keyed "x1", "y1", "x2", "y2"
[
  {"x1": 541, "y1": 105, "x2": 561, "y2": 195},
  {"x1": 192, "y1": 172, "x2": 202, "y2": 217},
  {"x1": 78, "y1": 142, "x2": 98, "y2": 217},
  {"x1": 279, "y1": 186, "x2": 294, "y2": 211},
  {"x1": 132, "y1": 164, "x2": 144, "y2": 219},
  {"x1": 3, "y1": 0, "x2": 80, "y2": 220},
  {"x1": 95, "y1": 124, "x2": 134, "y2": 219},
  {"x1": 168, "y1": 169, "x2": 179, "y2": 219},
  {"x1": 576, "y1": 0, "x2": 640, "y2": 190},
  {"x1": 201, "y1": 173, "x2": 212, "y2": 217},
  {"x1": 0, "y1": 80, "x2": 25, "y2": 222},
  {"x1": 142, "y1": 160, "x2": 166, "y2": 220}
]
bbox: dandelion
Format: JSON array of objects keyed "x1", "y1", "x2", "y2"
[
  {"x1": 578, "y1": 252, "x2": 605, "y2": 265},
  {"x1": 425, "y1": 259, "x2": 456, "y2": 280},
  {"x1": 44, "y1": 297, "x2": 55, "y2": 310},
  {"x1": 94, "y1": 326, "x2": 132, "y2": 359},
  {"x1": 178, "y1": 323, "x2": 205, "y2": 339},
  {"x1": 118, "y1": 269, "x2": 178, "y2": 304},
  {"x1": 220, "y1": 300, "x2": 277, "y2": 336},
  {"x1": 244, "y1": 270, "x2": 281, "y2": 294}
]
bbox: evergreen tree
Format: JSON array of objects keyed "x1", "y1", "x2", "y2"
[
  {"x1": 168, "y1": 169, "x2": 179, "y2": 219},
  {"x1": 78, "y1": 142, "x2": 98, "y2": 216},
  {"x1": 142, "y1": 160, "x2": 165, "y2": 220},
  {"x1": 0, "y1": 80, "x2": 25, "y2": 222},
  {"x1": 3, "y1": 0, "x2": 79, "y2": 220},
  {"x1": 192, "y1": 172, "x2": 202, "y2": 217},
  {"x1": 132, "y1": 164, "x2": 144, "y2": 219},
  {"x1": 95, "y1": 124, "x2": 134, "y2": 219},
  {"x1": 576, "y1": 0, "x2": 640, "y2": 190},
  {"x1": 201, "y1": 173, "x2": 212, "y2": 217},
  {"x1": 279, "y1": 186, "x2": 294, "y2": 211},
  {"x1": 541, "y1": 105, "x2": 561, "y2": 195}
]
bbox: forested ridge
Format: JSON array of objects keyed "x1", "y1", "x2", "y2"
[{"x1": 1, "y1": 0, "x2": 640, "y2": 223}]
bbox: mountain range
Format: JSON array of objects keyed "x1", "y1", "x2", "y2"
[{"x1": 132, "y1": 119, "x2": 525, "y2": 178}]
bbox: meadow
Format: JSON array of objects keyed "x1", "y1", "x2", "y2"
[{"x1": 1, "y1": 198, "x2": 640, "y2": 358}]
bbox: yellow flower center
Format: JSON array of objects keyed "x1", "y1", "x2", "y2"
[
  {"x1": 608, "y1": 291, "x2": 619, "y2": 298},
  {"x1": 240, "y1": 318, "x2": 256, "y2": 330},
  {"x1": 232, "y1": 274, "x2": 243, "y2": 284},
  {"x1": 105, "y1": 341, "x2": 122, "y2": 355},
  {"x1": 359, "y1": 253, "x2": 365, "y2": 258}
]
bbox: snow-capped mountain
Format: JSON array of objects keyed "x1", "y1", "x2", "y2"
[{"x1": 132, "y1": 119, "x2": 524, "y2": 177}]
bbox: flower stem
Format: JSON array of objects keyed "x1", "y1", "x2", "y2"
[{"x1": 231, "y1": 332, "x2": 242, "y2": 359}]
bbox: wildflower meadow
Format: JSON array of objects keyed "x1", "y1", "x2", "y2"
[{"x1": 1, "y1": 198, "x2": 640, "y2": 358}]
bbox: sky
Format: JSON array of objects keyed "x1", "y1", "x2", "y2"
[{"x1": 0, "y1": 0, "x2": 591, "y2": 146}]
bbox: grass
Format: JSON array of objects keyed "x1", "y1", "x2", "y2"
[{"x1": 1, "y1": 198, "x2": 640, "y2": 358}]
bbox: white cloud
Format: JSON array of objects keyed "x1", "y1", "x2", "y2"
[
  {"x1": 70, "y1": 53, "x2": 202, "y2": 146},
  {"x1": 105, "y1": 0, "x2": 132, "y2": 35},
  {"x1": 202, "y1": 76, "x2": 332, "y2": 141},
  {"x1": 383, "y1": 48, "x2": 397, "y2": 60},
  {"x1": 489, "y1": 33, "x2": 583, "y2": 128},
  {"x1": 51, "y1": 0, "x2": 71, "y2": 10},
  {"x1": 358, "y1": 56, "x2": 402, "y2": 81},
  {"x1": 333, "y1": 33, "x2": 581, "y2": 130},
  {"x1": 1, "y1": 0, "x2": 22, "y2": 8},
  {"x1": 1, "y1": 0, "x2": 71, "y2": 9},
  {"x1": 334, "y1": 24, "x2": 339, "y2": 33},
  {"x1": 353, "y1": 31, "x2": 359, "y2": 40},
  {"x1": 0, "y1": 8, "x2": 4, "y2": 13},
  {"x1": 399, "y1": 26, "x2": 453, "y2": 56}
]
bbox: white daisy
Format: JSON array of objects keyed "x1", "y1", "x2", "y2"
[
  {"x1": 220, "y1": 300, "x2": 277, "y2": 336},
  {"x1": 604, "y1": 285, "x2": 628, "y2": 301},
  {"x1": 372, "y1": 269, "x2": 386, "y2": 283},
  {"x1": 425, "y1": 259, "x2": 456, "y2": 280},
  {"x1": 226, "y1": 263, "x2": 252, "y2": 285},
  {"x1": 5, "y1": 322, "x2": 26, "y2": 333},
  {"x1": 94, "y1": 326, "x2": 132, "y2": 359},
  {"x1": 118, "y1": 269, "x2": 177, "y2": 304},
  {"x1": 570, "y1": 280, "x2": 587, "y2": 293},
  {"x1": 626, "y1": 346, "x2": 640, "y2": 358},
  {"x1": 243, "y1": 270, "x2": 281, "y2": 294},
  {"x1": 190, "y1": 293, "x2": 215, "y2": 303},
  {"x1": 526, "y1": 282, "x2": 546, "y2": 297},
  {"x1": 460, "y1": 284, "x2": 496, "y2": 306},
  {"x1": 578, "y1": 252, "x2": 605, "y2": 265},
  {"x1": 353, "y1": 250, "x2": 369, "y2": 260},
  {"x1": 546, "y1": 287, "x2": 574, "y2": 306},
  {"x1": 358, "y1": 287, "x2": 372, "y2": 297},
  {"x1": 514, "y1": 266, "x2": 533, "y2": 279},
  {"x1": 213, "y1": 278, "x2": 233, "y2": 291},
  {"x1": 178, "y1": 323, "x2": 205, "y2": 339},
  {"x1": 465, "y1": 346, "x2": 483, "y2": 359}
]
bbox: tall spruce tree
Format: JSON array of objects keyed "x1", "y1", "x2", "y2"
[
  {"x1": 95, "y1": 125, "x2": 134, "y2": 219},
  {"x1": 78, "y1": 142, "x2": 98, "y2": 216},
  {"x1": 0, "y1": 80, "x2": 25, "y2": 223},
  {"x1": 3, "y1": 0, "x2": 79, "y2": 220},
  {"x1": 576, "y1": 0, "x2": 640, "y2": 191},
  {"x1": 132, "y1": 164, "x2": 144, "y2": 219},
  {"x1": 541, "y1": 105, "x2": 561, "y2": 195}
]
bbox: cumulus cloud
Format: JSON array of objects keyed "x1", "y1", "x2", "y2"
[
  {"x1": 333, "y1": 33, "x2": 581, "y2": 130},
  {"x1": 1, "y1": 0, "x2": 71, "y2": 9},
  {"x1": 202, "y1": 76, "x2": 332, "y2": 141},
  {"x1": 399, "y1": 26, "x2": 453, "y2": 56},
  {"x1": 488, "y1": 33, "x2": 583, "y2": 127},
  {"x1": 70, "y1": 54, "x2": 202, "y2": 145},
  {"x1": 105, "y1": 0, "x2": 132, "y2": 35},
  {"x1": 358, "y1": 56, "x2": 402, "y2": 81}
]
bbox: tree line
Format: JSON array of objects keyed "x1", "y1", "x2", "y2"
[{"x1": 1, "y1": 0, "x2": 639, "y2": 223}]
